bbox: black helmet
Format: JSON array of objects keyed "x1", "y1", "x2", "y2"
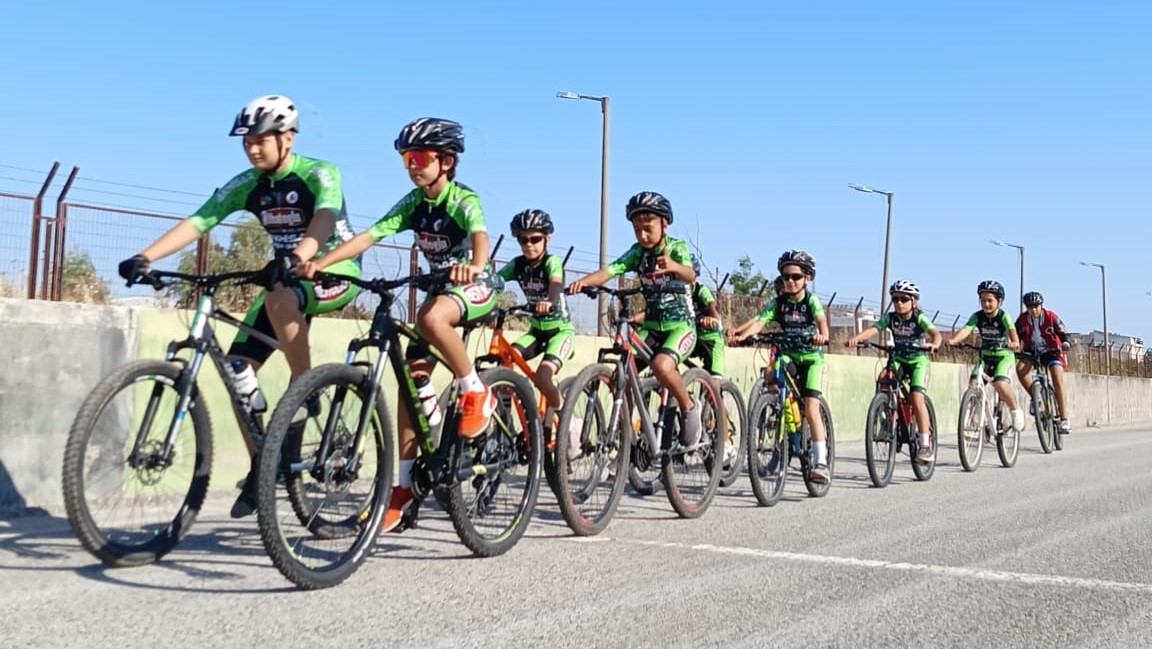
[
  {"x1": 690, "y1": 254, "x2": 701, "y2": 276},
  {"x1": 977, "y1": 280, "x2": 1005, "y2": 300},
  {"x1": 1024, "y1": 291, "x2": 1044, "y2": 307},
  {"x1": 510, "y1": 209, "x2": 554, "y2": 235},
  {"x1": 773, "y1": 275, "x2": 785, "y2": 293},
  {"x1": 394, "y1": 118, "x2": 465, "y2": 154},
  {"x1": 626, "y1": 191, "x2": 673, "y2": 223},
  {"x1": 777, "y1": 249, "x2": 816, "y2": 280}
]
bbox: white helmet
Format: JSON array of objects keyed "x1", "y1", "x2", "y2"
[
  {"x1": 230, "y1": 95, "x2": 299, "y2": 136},
  {"x1": 889, "y1": 279, "x2": 920, "y2": 298}
]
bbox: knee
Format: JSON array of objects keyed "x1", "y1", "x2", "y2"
[{"x1": 652, "y1": 354, "x2": 675, "y2": 374}]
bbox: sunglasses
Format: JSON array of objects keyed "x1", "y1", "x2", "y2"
[
  {"x1": 401, "y1": 150, "x2": 439, "y2": 169},
  {"x1": 891, "y1": 296, "x2": 913, "y2": 304},
  {"x1": 782, "y1": 273, "x2": 806, "y2": 282},
  {"x1": 517, "y1": 235, "x2": 546, "y2": 245}
]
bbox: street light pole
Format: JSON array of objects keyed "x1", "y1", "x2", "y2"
[
  {"x1": 849, "y1": 184, "x2": 895, "y2": 316},
  {"x1": 991, "y1": 240, "x2": 1025, "y2": 312},
  {"x1": 558, "y1": 90, "x2": 611, "y2": 336},
  {"x1": 1080, "y1": 261, "x2": 1109, "y2": 377}
]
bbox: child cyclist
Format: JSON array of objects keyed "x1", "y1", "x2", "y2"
[
  {"x1": 846, "y1": 280, "x2": 943, "y2": 463},
  {"x1": 298, "y1": 117, "x2": 500, "y2": 532},
  {"x1": 567, "y1": 191, "x2": 702, "y2": 446},
  {"x1": 495, "y1": 209, "x2": 575, "y2": 417},
  {"x1": 1015, "y1": 291, "x2": 1072, "y2": 434},
  {"x1": 947, "y1": 280, "x2": 1026, "y2": 432},
  {"x1": 730, "y1": 250, "x2": 831, "y2": 483},
  {"x1": 688, "y1": 255, "x2": 726, "y2": 378}
]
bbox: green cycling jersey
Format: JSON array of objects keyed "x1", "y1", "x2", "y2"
[{"x1": 604, "y1": 237, "x2": 695, "y2": 330}]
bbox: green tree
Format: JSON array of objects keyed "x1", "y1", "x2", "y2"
[
  {"x1": 61, "y1": 251, "x2": 110, "y2": 304},
  {"x1": 173, "y1": 217, "x2": 271, "y2": 311},
  {"x1": 729, "y1": 254, "x2": 767, "y2": 296}
]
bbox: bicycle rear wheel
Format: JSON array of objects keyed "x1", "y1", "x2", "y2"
[
  {"x1": 1032, "y1": 381, "x2": 1054, "y2": 454},
  {"x1": 256, "y1": 363, "x2": 392, "y2": 590},
  {"x1": 863, "y1": 393, "x2": 897, "y2": 488},
  {"x1": 62, "y1": 359, "x2": 212, "y2": 568},
  {"x1": 662, "y1": 368, "x2": 725, "y2": 518},
  {"x1": 745, "y1": 390, "x2": 787, "y2": 507},
  {"x1": 627, "y1": 378, "x2": 663, "y2": 496},
  {"x1": 442, "y1": 367, "x2": 542, "y2": 557},
  {"x1": 1049, "y1": 385, "x2": 1065, "y2": 451},
  {"x1": 717, "y1": 379, "x2": 747, "y2": 488},
  {"x1": 996, "y1": 401, "x2": 1021, "y2": 468},
  {"x1": 553, "y1": 363, "x2": 631, "y2": 536},
  {"x1": 544, "y1": 376, "x2": 577, "y2": 497},
  {"x1": 802, "y1": 396, "x2": 835, "y2": 498},
  {"x1": 956, "y1": 388, "x2": 984, "y2": 472},
  {"x1": 910, "y1": 395, "x2": 938, "y2": 482}
]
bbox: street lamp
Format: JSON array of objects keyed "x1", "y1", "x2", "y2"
[
  {"x1": 1080, "y1": 261, "x2": 1109, "y2": 377},
  {"x1": 849, "y1": 184, "x2": 895, "y2": 316},
  {"x1": 557, "y1": 90, "x2": 611, "y2": 336},
  {"x1": 991, "y1": 239, "x2": 1025, "y2": 312}
]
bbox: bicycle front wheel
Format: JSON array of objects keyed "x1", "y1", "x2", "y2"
[
  {"x1": 863, "y1": 393, "x2": 897, "y2": 488},
  {"x1": 717, "y1": 379, "x2": 747, "y2": 488},
  {"x1": 1032, "y1": 381, "x2": 1054, "y2": 454},
  {"x1": 910, "y1": 395, "x2": 939, "y2": 482},
  {"x1": 956, "y1": 388, "x2": 984, "y2": 472},
  {"x1": 62, "y1": 359, "x2": 213, "y2": 568},
  {"x1": 996, "y1": 402, "x2": 1021, "y2": 468},
  {"x1": 745, "y1": 390, "x2": 787, "y2": 507},
  {"x1": 803, "y1": 396, "x2": 835, "y2": 498},
  {"x1": 256, "y1": 363, "x2": 393, "y2": 590},
  {"x1": 1050, "y1": 385, "x2": 1065, "y2": 451}
]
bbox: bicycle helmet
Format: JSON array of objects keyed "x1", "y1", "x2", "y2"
[
  {"x1": 977, "y1": 280, "x2": 1005, "y2": 299},
  {"x1": 1023, "y1": 291, "x2": 1044, "y2": 307},
  {"x1": 394, "y1": 118, "x2": 465, "y2": 154},
  {"x1": 230, "y1": 95, "x2": 299, "y2": 136},
  {"x1": 777, "y1": 249, "x2": 816, "y2": 279},
  {"x1": 510, "y1": 209, "x2": 554, "y2": 235},
  {"x1": 772, "y1": 275, "x2": 785, "y2": 294},
  {"x1": 889, "y1": 279, "x2": 920, "y2": 299},
  {"x1": 625, "y1": 191, "x2": 673, "y2": 223}
]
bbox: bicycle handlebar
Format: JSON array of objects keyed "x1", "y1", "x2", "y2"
[
  {"x1": 855, "y1": 341, "x2": 935, "y2": 353},
  {"x1": 572, "y1": 283, "x2": 682, "y2": 300},
  {"x1": 129, "y1": 268, "x2": 263, "y2": 290},
  {"x1": 731, "y1": 332, "x2": 829, "y2": 348},
  {"x1": 313, "y1": 269, "x2": 453, "y2": 296}
]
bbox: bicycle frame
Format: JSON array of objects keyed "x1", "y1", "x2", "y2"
[{"x1": 128, "y1": 270, "x2": 277, "y2": 469}]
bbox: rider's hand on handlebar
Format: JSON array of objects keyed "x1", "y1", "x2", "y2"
[
  {"x1": 118, "y1": 254, "x2": 151, "y2": 283},
  {"x1": 844, "y1": 338, "x2": 858, "y2": 348},
  {"x1": 1007, "y1": 340, "x2": 1021, "y2": 351},
  {"x1": 700, "y1": 316, "x2": 720, "y2": 331},
  {"x1": 567, "y1": 280, "x2": 587, "y2": 295},
  {"x1": 534, "y1": 300, "x2": 554, "y2": 316},
  {"x1": 296, "y1": 259, "x2": 319, "y2": 280},
  {"x1": 812, "y1": 332, "x2": 829, "y2": 346},
  {"x1": 927, "y1": 342, "x2": 940, "y2": 353},
  {"x1": 449, "y1": 263, "x2": 484, "y2": 285}
]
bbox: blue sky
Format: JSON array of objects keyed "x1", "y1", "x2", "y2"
[{"x1": 1, "y1": 1, "x2": 1149, "y2": 341}]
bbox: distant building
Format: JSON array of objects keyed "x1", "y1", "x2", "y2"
[{"x1": 1068, "y1": 330, "x2": 1145, "y2": 359}]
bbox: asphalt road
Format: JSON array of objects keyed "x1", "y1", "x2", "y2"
[{"x1": 4, "y1": 422, "x2": 1151, "y2": 649}]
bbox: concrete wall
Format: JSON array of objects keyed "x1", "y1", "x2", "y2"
[{"x1": 1, "y1": 298, "x2": 1148, "y2": 516}]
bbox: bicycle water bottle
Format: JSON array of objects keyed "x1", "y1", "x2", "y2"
[
  {"x1": 783, "y1": 394, "x2": 801, "y2": 434},
  {"x1": 414, "y1": 375, "x2": 442, "y2": 426},
  {"x1": 229, "y1": 359, "x2": 267, "y2": 413}
]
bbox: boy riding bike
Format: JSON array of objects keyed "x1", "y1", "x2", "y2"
[
  {"x1": 298, "y1": 117, "x2": 500, "y2": 532},
  {"x1": 567, "y1": 191, "x2": 702, "y2": 446},
  {"x1": 730, "y1": 250, "x2": 832, "y2": 483},
  {"x1": 947, "y1": 280, "x2": 1026, "y2": 432},
  {"x1": 117, "y1": 94, "x2": 362, "y2": 518},
  {"x1": 846, "y1": 280, "x2": 942, "y2": 463},
  {"x1": 495, "y1": 209, "x2": 575, "y2": 416},
  {"x1": 688, "y1": 255, "x2": 726, "y2": 378},
  {"x1": 1015, "y1": 291, "x2": 1072, "y2": 434}
]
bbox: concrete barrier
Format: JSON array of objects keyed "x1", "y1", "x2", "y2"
[{"x1": 0, "y1": 298, "x2": 1147, "y2": 516}]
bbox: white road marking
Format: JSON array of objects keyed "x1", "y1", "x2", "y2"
[{"x1": 602, "y1": 538, "x2": 1152, "y2": 594}]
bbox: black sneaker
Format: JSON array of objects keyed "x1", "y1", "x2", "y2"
[{"x1": 230, "y1": 467, "x2": 259, "y2": 518}]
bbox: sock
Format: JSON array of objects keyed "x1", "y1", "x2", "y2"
[
  {"x1": 813, "y1": 440, "x2": 827, "y2": 466},
  {"x1": 398, "y1": 459, "x2": 415, "y2": 489},
  {"x1": 455, "y1": 369, "x2": 484, "y2": 393},
  {"x1": 919, "y1": 433, "x2": 932, "y2": 448}
]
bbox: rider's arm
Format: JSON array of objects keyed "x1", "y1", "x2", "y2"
[
  {"x1": 949, "y1": 314, "x2": 978, "y2": 345},
  {"x1": 847, "y1": 324, "x2": 880, "y2": 346},
  {"x1": 570, "y1": 245, "x2": 637, "y2": 293},
  {"x1": 731, "y1": 299, "x2": 775, "y2": 341},
  {"x1": 313, "y1": 193, "x2": 414, "y2": 273},
  {"x1": 663, "y1": 240, "x2": 696, "y2": 283},
  {"x1": 140, "y1": 172, "x2": 253, "y2": 262},
  {"x1": 293, "y1": 209, "x2": 336, "y2": 262},
  {"x1": 293, "y1": 161, "x2": 345, "y2": 262},
  {"x1": 139, "y1": 220, "x2": 205, "y2": 262}
]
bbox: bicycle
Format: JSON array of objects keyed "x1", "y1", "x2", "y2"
[
  {"x1": 953, "y1": 343, "x2": 1020, "y2": 471},
  {"x1": 1017, "y1": 350, "x2": 1062, "y2": 454},
  {"x1": 256, "y1": 270, "x2": 542, "y2": 590},
  {"x1": 858, "y1": 342, "x2": 938, "y2": 487},
  {"x1": 552, "y1": 284, "x2": 725, "y2": 536},
  {"x1": 740, "y1": 332, "x2": 836, "y2": 506},
  {"x1": 62, "y1": 268, "x2": 275, "y2": 567}
]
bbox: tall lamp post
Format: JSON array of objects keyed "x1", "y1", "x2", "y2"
[
  {"x1": 557, "y1": 90, "x2": 611, "y2": 335},
  {"x1": 849, "y1": 184, "x2": 895, "y2": 316},
  {"x1": 1080, "y1": 261, "x2": 1109, "y2": 377},
  {"x1": 991, "y1": 239, "x2": 1025, "y2": 312}
]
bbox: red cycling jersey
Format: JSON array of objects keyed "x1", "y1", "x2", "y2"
[{"x1": 1015, "y1": 308, "x2": 1068, "y2": 354}]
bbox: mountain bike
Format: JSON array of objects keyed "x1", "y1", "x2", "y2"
[
  {"x1": 1017, "y1": 350, "x2": 1062, "y2": 454},
  {"x1": 740, "y1": 332, "x2": 836, "y2": 506},
  {"x1": 858, "y1": 342, "x2": 938, "y2": 487},
  {"x1": 62, "y1": 268, "x2": 273, "y2": 567},
  {"x1": 552, "y1": 284, "x2": 724, "y2": 536},
  {"x1": 953, "y1": 343, "x2": 1020, "y2": 471},
  {"x1": 256, "y1": 270, "x2": 542, "y2": 590}
]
